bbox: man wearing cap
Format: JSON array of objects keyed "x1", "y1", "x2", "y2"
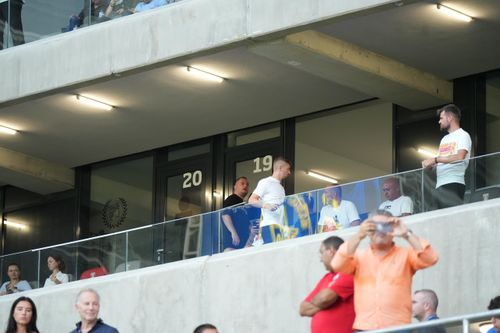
[{"x1": 422, "y1": 104, "x2": 471, "y2": 209}]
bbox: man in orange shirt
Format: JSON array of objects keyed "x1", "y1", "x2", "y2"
[{"x1": 331, "y1": 210, "x2": 438, "y2": 331}]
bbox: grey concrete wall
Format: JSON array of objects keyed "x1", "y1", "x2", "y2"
[
  {"x1": 0, "y1": 0, "x2": 400, "y2": 104},
  {"x1": 0, "y1": 198, "x2": 499, "y2": 332}
]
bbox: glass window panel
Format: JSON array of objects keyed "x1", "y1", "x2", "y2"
[
  {"x1": 3, "y1": 196, "x2": 75, "y2": 253},
  {"x1": 486, "y1": 76, "x2": 500, "y2": 153},
  {"x1": 295, "y1": 101, "x2": 393, "y2": 193},
  {"x1": 168, "y1": 143, "x2": 210, "y2": 161},
  {"x1": 227, "y1": 123, "x2": 280, "y2": 147},
  {"x1": 482, "y1": 75, "x2": 500, "y2": 188},
  {"x1": 89, "y1": 156, "x2": 153, "y2": 235},
  {"x1": 235, "y1": 155, "x2": 273, "y2": 196}
]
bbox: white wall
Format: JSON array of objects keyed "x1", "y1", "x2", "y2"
[{"x1": 0, "y1": 199, "x2": 499, "y2": 333}]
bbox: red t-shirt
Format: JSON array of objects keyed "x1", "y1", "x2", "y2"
[{"x1": 305, "y1": 272, "x2": 355, "y2": 333}]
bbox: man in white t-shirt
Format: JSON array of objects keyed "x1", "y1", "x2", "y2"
[
  {"x1": 249, "y1": 157, "x2": 291, "y2": 244},
  {"x1": 378, "y1": 177, "x2": 413, "y2": 217},
  {"x1": 422, "y1": 104, "x2": 472, "y2": 208},
  {"x1": 318, "y1": 186, "x2": 360, "y2": 232}
]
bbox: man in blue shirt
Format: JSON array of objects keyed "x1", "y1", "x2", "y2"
[
  {"x1": 488, "y1": 296, "x2": 500, "y2": 333},
  {"x1": 70, "y1": 288, "x2": 119, "y2": 333},
  {"x1": 412, "y1": 289, "x2": 446, "y2": 333},
  {"x1": 134, "y1": 0, "x2": 174, "y2": 13}
]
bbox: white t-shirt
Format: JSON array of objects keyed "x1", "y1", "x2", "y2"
[
  {"x1": 378, "y1": 195, "x2": 413, "y2": 217},
  {"x1": 43, "y1": 271, "x2": 69, "y2": 287},
  {"x1": 436, "y1": 128, "x2": 472, "y2": 188},
  {"x1": 318, "y1": 200, "x2": 360, "y2": 229},
  {"x1": 253, "y1": 176, "x2": 285, "y2": 227}
]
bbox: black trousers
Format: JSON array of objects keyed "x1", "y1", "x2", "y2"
[
  {"x1": 0, "y1": 0, "x2": 25, "y2": 50},
  {"x1": 435, "y1": 183, "x2": 466, "y2": 209}
]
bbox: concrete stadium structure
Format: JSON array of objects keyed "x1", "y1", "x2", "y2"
[{"x1": 1, "y1": 0, "x2": 500, "y2": 332}]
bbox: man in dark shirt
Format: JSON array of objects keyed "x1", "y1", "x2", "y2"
[
  {"x1": 412, "y1": 289, "x2": 446, "y2": 333},
  {"x1": 70, "y1": 288, "x2": 119, "y2": 333},
  {"x1": 222, "y1": 176, "x2": 256, "y2": 251}
]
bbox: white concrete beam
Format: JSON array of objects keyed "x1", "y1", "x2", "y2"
[
  {"x1": 251, "y1": 30, "x2": 453, "y2": 110},
  {"x1": 0, "y1": 147, "x2": 74, "y2": 194},
  {"x1": 0, "y1": 0, "x2": 404, "y2": 104}
]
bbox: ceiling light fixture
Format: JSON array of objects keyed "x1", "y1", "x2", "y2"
[
  {"x1": 0, "y1": 125, "x2": 18, "y2": 135},
  {"x1": 186, "y1": 66, "x2": 224, "y2": 83},
  {"x1": 307, "y1": 171, "x2": 339, "y2": 184},
  {"x1": 417, "y1": 147, "x2": 438, "y2": 158},
  {"x1": 4, "y1": 220, "x2": 27, "y2": 230},
  {"x1": 436, "y1": 4, "x2": 473, "y2": 22},
  {"x1": 75, "y1": 95, "x2": 114, "y2": 111}
]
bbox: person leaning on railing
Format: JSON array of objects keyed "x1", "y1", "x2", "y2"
[
  {"x1": 331, "y1": 210, "x2": 438, "y2": 331},
  {"x1": 0, "y1": 263, "x2": 32, "y2": 296}
]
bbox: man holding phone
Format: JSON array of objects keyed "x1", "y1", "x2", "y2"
[{"x1": 332, "y1": 210, "x2": 438, "y2": 331}]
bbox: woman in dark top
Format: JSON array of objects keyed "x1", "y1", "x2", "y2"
[{"x1": 4, "y1": 296, "x2": 40, "y2": 333}]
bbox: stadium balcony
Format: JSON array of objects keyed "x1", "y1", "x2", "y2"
[{"x1": 0, "y1": 152, "x2": 498, "y2": 332}]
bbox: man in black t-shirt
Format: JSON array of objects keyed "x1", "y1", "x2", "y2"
[{"x1": 222, "y1": 177, "x2": 258, "y2": 251}]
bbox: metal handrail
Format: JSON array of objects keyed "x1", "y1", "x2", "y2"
[
  {"x1": 369, "y1": 308, "x2": 500, "y2": 333},
  {"x1": 1, "y1": 152, "x2": 499, "y2": 262}
]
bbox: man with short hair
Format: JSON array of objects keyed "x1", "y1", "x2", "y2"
[
  {"x1": 0, "y1": 263, "x2": 31, "y2": 295},
  {"x1": 222, "y1": 176, "x2": 257, "y2": 251},
  {"x1": 412, "y1": 289, "x2": 446, "y2": 333},
  {"x1": 249, "y1": 157, "x2": 291, "y2": 244},
  {"x1": 318, "y1": 186, "x2": 360, "y2": 232},
  {"x1": 379, "y1": 177, "x2": 413, "y2": 217},
  {"x1": 193, "y1": 324, "x2": 218, "y2": 333},
  {"x1": 71, "y1": 288, "x2": 119, "y2": 333},
  {"x1": 422, "y1": 104, "x2": 472, "y2": 209},
  {"x1": 488, "y1": 296, "x2": 500, "y2": 333},
  {"x1": 300, "y1": 236, "x2": 355, "y2": 333},
  {"x1": 332, "y1": 211, "x2": 438, "y2": 331}
]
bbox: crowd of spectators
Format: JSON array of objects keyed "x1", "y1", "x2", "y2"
[{"x1": 67, "y1": 0, "x2": 178, "y2": 31}]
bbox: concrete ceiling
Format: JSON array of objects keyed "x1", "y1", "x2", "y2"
[{"x1": 0, "y1": 0, "x2": 500, "y2": 193}]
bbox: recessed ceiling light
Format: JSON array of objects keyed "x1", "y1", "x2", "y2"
[
  {"x1": 4, "y1": 220, "x2": 27, "y2": 230},
  {"x1": 307, "y1": 171, "x2": 339, "y2": 184},
  {"x1": 0, "y1": 125, "x2": 18, "y2": 135},
  {"x1": 186, "y1": 66, "x2": 224, "y2": 83},
  {"x1": 75, "y1": 95, "x2": 114, "y2": 111},
  {"x1": 416, "y1": 147, "x2": 438, "y2": 158},
  {"x1": 436, "y1": 4, "x2": 473, "y2": 22}
]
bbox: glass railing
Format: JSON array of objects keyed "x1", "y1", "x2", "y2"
[
  {"x1": 0, "y1": 0, "x2": 178, "y2": 51},
  {"x1": 0, "y1": 152, "x2": 499, "y2": 293}
]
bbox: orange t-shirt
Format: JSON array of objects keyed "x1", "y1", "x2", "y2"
[{"x1": 332, "y1": 239, "x2": 438, "y2": 330}]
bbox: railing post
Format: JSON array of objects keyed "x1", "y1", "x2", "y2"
[
  {"x1": 421, "y1": 168, "x2": 426, "y2": 212},
  {"x1": 125, "y1": 232, "x2": 129, "y2": 272},
  {"x1": 462, "y1": 318, "x2": 469, "y2": 333},
  {"x1": 37, "y1": 250, "x2": 41, "y2": 289}
]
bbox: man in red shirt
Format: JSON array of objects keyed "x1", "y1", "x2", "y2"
[{"x1": 300, "y1": 236, "x2": 355, "y2": 333}]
